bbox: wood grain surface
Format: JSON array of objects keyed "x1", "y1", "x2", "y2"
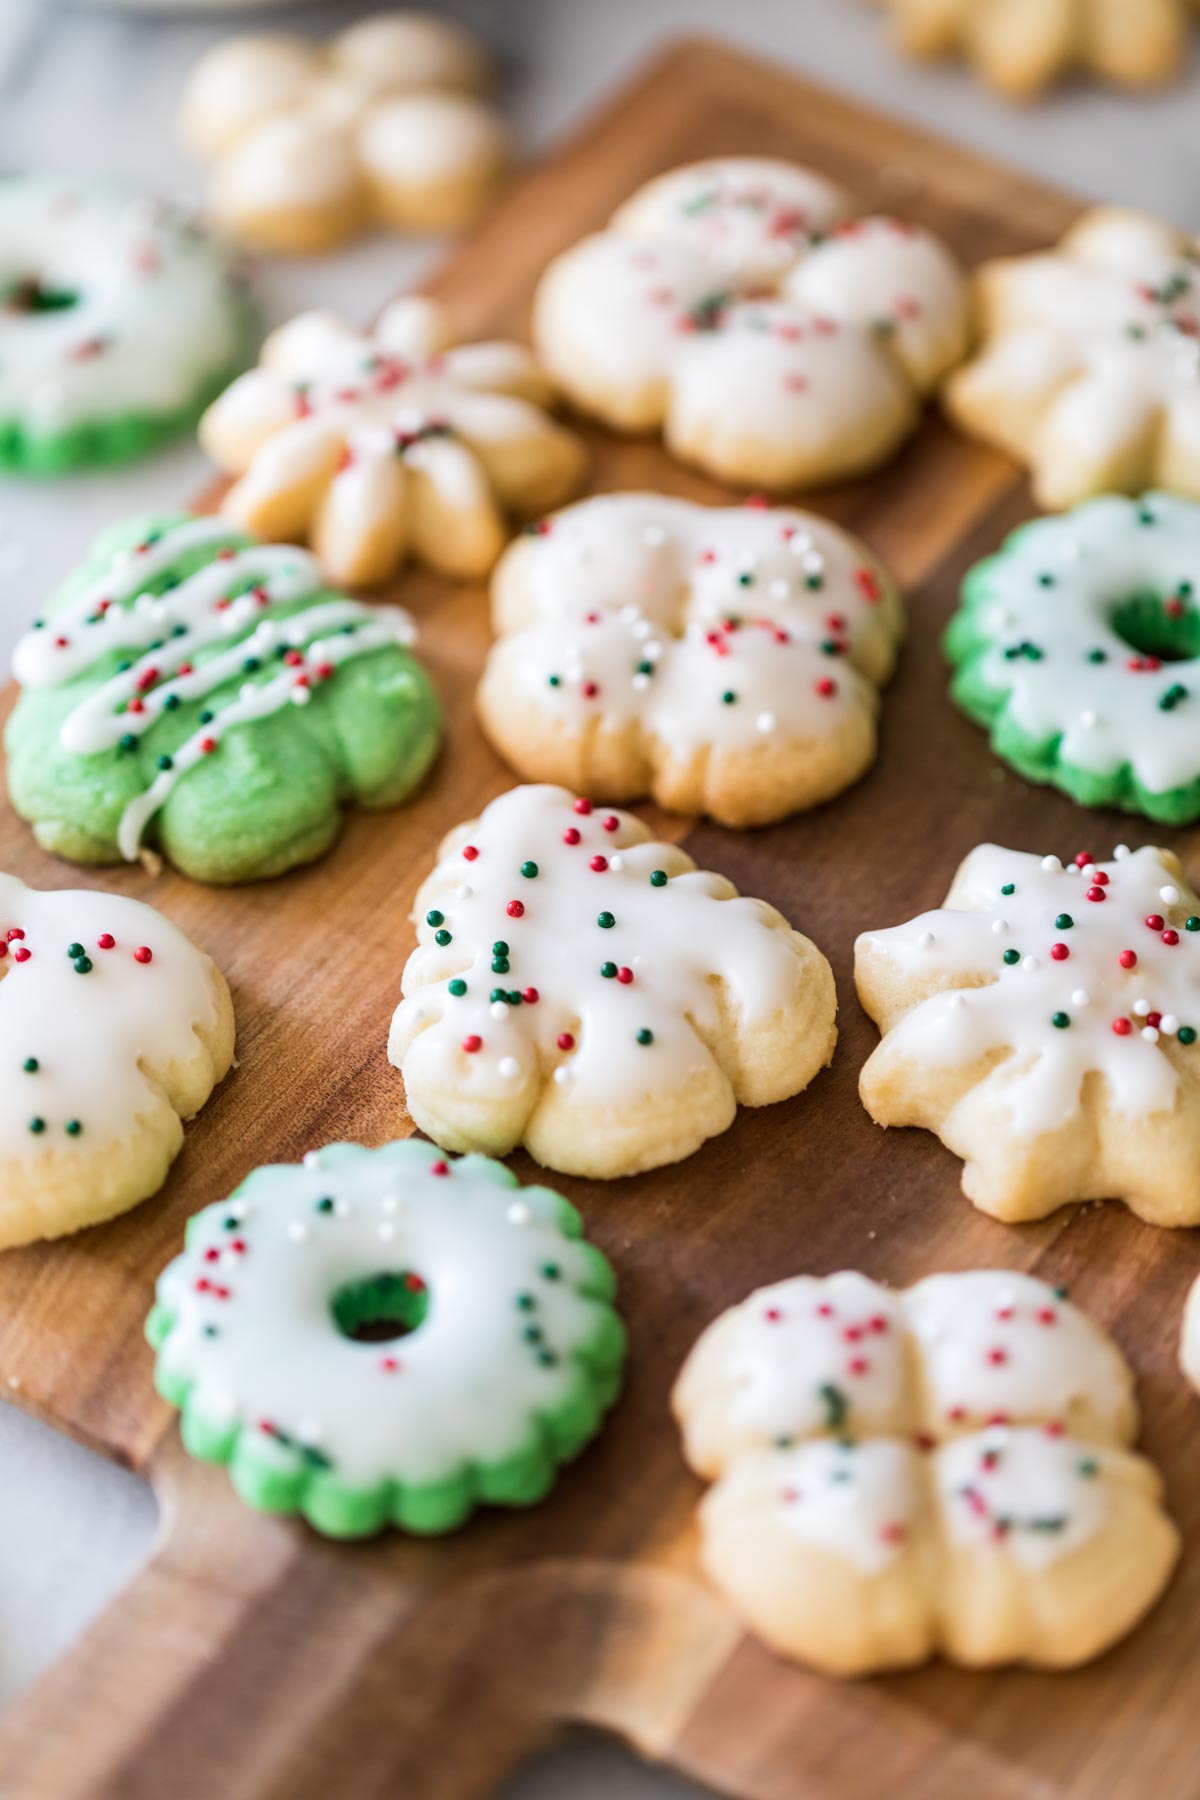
[{"x1": 0, "y1": 36, "x2": 1194, "y2": 1800}]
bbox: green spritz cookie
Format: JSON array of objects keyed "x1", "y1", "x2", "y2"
[
  {"x1": 945, "y1": 492, "x2": 1200, "y2": 825},
  {"x1": 147, "y1": 1141, "x2": 626, "y2": 1537},
  {"x1": 0, "y1": 174, "x2": 255, "y2": 473},
  {"x1": 6, "y1": 512, "x2": 442, "y2": 883}
]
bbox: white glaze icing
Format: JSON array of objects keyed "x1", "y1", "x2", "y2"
[
  {"x1": 389, "y1": 782, "x2": 818, "y2": 1111},
  {"x1": 0, "y1": 871, "x2": 226, "y2": 1160},
  {"x1": 486, "y1": 493, "x2": 898, "y2": 764},
  {"x1": 0, "y1": 176, "x2": 245, "y2": 436},
  {"x1": 857, "y1": 842, "x2": 1200, "y2": 1136},
  {"x1": 154, "y1": 1140, "x2": 616, "y2": 1487},
  {"x1": 955, "y1": 492, "x2": 1200, "y2": 797},
  {"x1": 12, "y1": 515, "x2": 417, "y2": 860},
  {"x1": 935, "y1": 1428, "x2": 1111, "y2": 1571},
  {"x1": 760, "y1": 1436, "x2": 921, "y2": 1576}
]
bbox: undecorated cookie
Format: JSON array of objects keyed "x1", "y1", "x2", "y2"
[
  {"x1": 857, "y1": 842, "x2": 1200, "y2": 1224},
  {"x1": 533, "y1": 157, "x2": 970, "y2": 491},
  {"x1": 674, "y1": 1268, "x2": 1178, "y2": 1673},
  {"x1": 388, "y1": 783, "x2": 837, "y2": 1178}
]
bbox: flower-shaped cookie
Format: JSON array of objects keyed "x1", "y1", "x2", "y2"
[
  {"x1": 0, "y1": 872, "x2": 234, "y2": 1246},
  {"x1": 873, "y1": 0, "x2": 1196, "y2": 98},
  {"x1": 179, "y1": 12, "x2": 509, "y2": 251},
  {"x1": 201, "y1": 298, "x2": 588, "y2": 587},
  {"x1": 479, "y1": 494, "x2": 903, "y2": 825},
  {"x1": 674, "y1": 1268, "x2": 1178, "y2": 1674},
  {"x1": 533, "y1": 157, "x2": 970, "y2": 491},
  {"x1": 946, "y1": 208, "x2": 1200, "y2": 509},
  {"x1": 857, "y1": 844, "x2": 1200, "y2": 1224},
  {"x1": 388, "y1": 783, "x2": 837, "y2": 1178}
]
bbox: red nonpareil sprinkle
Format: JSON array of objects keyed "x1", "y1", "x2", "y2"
[
  {"x1": 574, "y1": 797, "x2": 593, "y2": 815},
  {"x1": 590, "y1": 855, "x2": 608, "y2": 873},
  {"x1": 462, "y1": 844, "x2": 479, "y2": 861},
  {"x1": 1163, "y1": 929, "x2": 1180, "y2": 946},
  {"x1": 54, "y1": 635, "x2": 69, "y2": 650},
  {"x1": 1086, "y1": 886, "x2": 1106, "y2": 903},
  {"x1": 404, "y1": 1273, "x2": 426, "y2": 1294},
  {"x1": 430, "y1": 1160, "x2": 450, "y2": 1177},
  {"x1": 134, "y1": 946, "x2": 153, "y2": 964},
  {"x1": 744, "y1": 494, "x2": 769, "y2": 510},
  {"x1": 1050, "y1": 943, "x2": 1069, "y2": 961},
  {"x1": 995, "y1": 1305, "x2": 1014, "y2": 1321},
  {"x1": 380, "y1": 1356, "x2": 400, "y2": 1373},
  {"x1": 217, "y1": 548, "x2": 237, "y2": 562},
  {"x1": 783, "y1": 372, "x2": 807, "y2": 392},
  {"x1": 616, "y1": 967, "x2": 634, "y2": 984},
  {"x1": 230, "y1": 1239, "x2": 247, "y2": 1256},
  {"x1": 854, "y1": 566, "x2": 882, "y2": 603},
  {"x1": 284, "y1": 649, "x2": 304, "y2": 667},
  {"x1": 203, "y1": 1247, "x2": 219, "y2": 1264},
  {"x1": 816, "y1": 1302, "x2": 834, "y2": 1318},
  {"x1": 522, "y1": 987, "x2": 539, "y2": 1004},
  {"x1": 847, "y1": 1356, "x2": 870, "y2": 1376},
  {"x1": 315, "y1": 662, "x2": 334, "y2": 681},
  {"x1": 13, "y1": 947, "x2": 30, "y2": 964},
  {"x1": 987, "y1": 1347, "x2": 1008, "y2": 1365},
  {"x1": 1037, "y1": 1308, "x2": 1058, "y2": 1326},
  {"x1": 843, "y1": 1324, "x2": 863, "y2": 1342},
  {"x1": 506, "y1": 900, "x2": 525, "y2": 919},
  {"x1": 462, "y1": 1035, "x2": 482, "y2": 1053},
  {"x1": 1091, "y1": 870, "x2": 1109, "y2": 885},
  {"x1": 1119, "y1": 949, "x2": 1137, "y2": 969},
  {"x1": 582, "y1": 681, "x2": 599, "y2": 698},
  {"x1": 7, "y1": 929, "x2": 24, "y2": 942},
  {"x1": 176, "y1": 662, "x2": 194, "y2": 678},
  {"x1": 1044, "y1": 1419, "x2": 1064, "y2": 1437},
  {"x1": 563, "y1": 827, "x2": 581, "y2": 846},
  {"x1": 914, "y1": 1432, "x2": 936, "y2": 1452},
  {"x1": 1146, "y1": 914, "x2": 1165, "y2": 931},
  {"x1": 879, "y1": 1521, "x2": 907, "y2": 1545},
  {"x1": 1113, "y1": 1017, "x2": 1132, "y2": 1036},
  {"x1": 1147, "y1": 1011, "x2": 1163, "y2": 1028},
  {"x1": 1073, "y1": 852, "x2": 1092, "y2": 869},
  {"x1": 764, "y1": 1307, "x2": 784, "y2": 1323},
  {"x1": 698, "y1": 548, "x2": 717, "y2": 565},
  {"x1": 602, "y1": 814, "x2": 620, "y2": 832},
  {"x1": 97, "y1": 933, "x2": 115, "y2": 951},
  {"x1": 136, "y1": 667, "x2": 159, "y2": 691},
  {"x1": 947, "y1": 1405, "x2": 966, "y2": 1421},
  {"x1": 815, "y1": 677, "x2": 837, "y2": 698},
  {"x1": 200, "y1": 737, "x2": 218, "y2": 755},
  {"x1": 126, "y1": 699, "x2": 145, "y2": 716},
  {"x1": 0, "y1": 943, "x2": 8, "y2": 959},
  {"x1": 868, "y1": 1315, "x2": 889, "y2": 1334},
  {"x1": 557, "y1": 1032, "x2": 575, "y2": 1051},
  {"x1": 825, "y1": 613, "x2": 847, "y2": 633}
]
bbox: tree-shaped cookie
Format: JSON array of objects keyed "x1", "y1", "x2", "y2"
[
  {"x1": 6, "y1": 512, "x2": 441, "y2": 884},
  {"x1": 533, "y1": 157, "x2": 969, "y2": 491},
  {"x1": 200, "y1": 297, "x2": 587, "y2": 586},
  {"x1": 674, "y1": 1268, "x2": 1178, "y2": 1674},
  {"x1": 0, "y1": 871, "x2": 234, "y2": 1246},
  {"x1": 872, "y1": 0, "x2": 1196, "y2": 98},
  {"x1": 857, "y1": 844, "x2": 1200, "y2": 1223},
  {"x1": 388, "y1": 783, "x2": 837, "y2": 1178},
  {"x1": 946, "y1": 208, "x2": 1200, "y2": 509},
  {"x1": 478, "y1": 493, "x2": 903, "y2": 826}
]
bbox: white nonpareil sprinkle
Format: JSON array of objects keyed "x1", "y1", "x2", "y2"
[{"x1": 498, "y1": 1056, "x2": 520, "y2": 1079}]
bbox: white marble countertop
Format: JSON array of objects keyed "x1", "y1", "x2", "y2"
[{"x1": 1, "y1": 2, "x2": 1196, "y2": 1792}]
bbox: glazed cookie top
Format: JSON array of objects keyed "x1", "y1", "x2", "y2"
[
  {"x1": 856, "y1": 843, "x2": 1200, "y2": 1137},
  {"x1": 947, "y1": 492, "x2": 1200, "y2": 801},
  {"x1": 390, "y1": 782, "x2": 827, "y2": 1112},
  {"x1": 488, "y1": 493, "x2": 901, "y2": 757},
  {"x1": 150, "y1": 1140, "x2": 622, "y2": 1489},
  {"x1": 0, "y1": 175, "x2": 248, "y2": 435},
  {"x1": 0, "y1": 871, "x2": 229, "y2": 1162}
]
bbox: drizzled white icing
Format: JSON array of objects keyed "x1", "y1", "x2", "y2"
[
  {"x1": 0, "y1": 871, "x2": 228, "y2": 1161},
  {"x1": 952, "y1": 492, "x2": 1200, "y2": 799},
  {"x1": 857, "y1": 843, "x2": 1200, "y2": 1136},
  {"x1": 482, "y1": 494, "x2": 900, "y2": 803},
  {"x1": 12, "y1": 515, "x2": 417, "y2": 861},
  {"x1": 0, "y1": 176, "x2": 245, "y2": 436},
  {"x1": 760, "y1": 1437, "x2": 921, "y2": 1577},
  {"x1": 153, "y1": 1140, "x2": 619, "y2": 1488},
  {"x1": 388, "y1": 782, "x2": 830, "y2": 1122},
  {"x1": 533, "y1": 157, "x2": 969, "y2": 484},
  {"x1": 200, "y1": 297, "x2": 583, "y2": 584}
]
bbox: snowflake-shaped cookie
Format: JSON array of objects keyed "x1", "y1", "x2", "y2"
[
  {"x1": 857, "y1": 843, "x2": 1200, "y2": 1223},
  {"x1": 0, "y1": 871, "x2": 234, "y2": 1246},
  {"x1": 388, "y1": 783, "x2": 837, "y2": 1178},
  {"x1": 674, "y1": 1268, "x2": 1177, "y2": 1674},
  {"x1": 478, "y1": 493, "x2": 903, "y2": 826},
  {"x1": 532, "y1": 157, "x2": 970, "y2": 491},
  {"x1": 946, "y1": 208, "x2": 1200, "y2": 510},
  {"x1": 873, "y1": 0, "x2": 1196, "y2": 98},
  {"x1": 200, "y1": 297, "x2": 587, "y2": 587}
]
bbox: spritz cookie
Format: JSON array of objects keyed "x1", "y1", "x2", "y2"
[
  {"x1": 874, "y1": 0, "x2": 1195, "y2": 98},
  {"x1": 946, "y1": 208, "x2": 1200, "y2": 509},
  {"x1": 0, "y1": 174, "x2": 252, "y2": 473},
  {"x1": 947, "y1": 493, "x2": 1200, "y2": 824},
  {"x1": 388, "y1": 784, "x2": 837, "y2": 1179},
  {"x1": 6, "y1": 513, "x2": 441, "y2": 885},
  {"x1": 179, "y1": 14, "x2": 507, "y2": 252},
  {"x1": 201, "y1": 297, "x2": 587, "y2": 586},
  {"x1": 857, "y1": 843, "x2": 1200, "y2": 1224},
  {"x1": 0, "y1": 872, "x2": 233, "y2": 1247},
  {"x1": 148, "y1": 1140, "x2": 625, "y2": 1537},
  {"x1": 479, "y1": 494, "x2": 903, "y2": 826},
  {"x1": 673, "y1": 1268, "x2": 1177, "y2": 1674},
  {"x1": 533, "y1": 157, "x2": 970, "y2": 491}
]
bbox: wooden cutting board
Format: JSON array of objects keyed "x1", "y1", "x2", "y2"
[{"x1": 0, "y1": 36, "x2": 1194, "y2": 1800}]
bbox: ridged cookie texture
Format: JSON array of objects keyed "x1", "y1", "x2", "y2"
[
  {"x1": 148, "y1": 1140, "x2": 625, "y2": 1538},
  {"x1": 856, "y1": 842, "x2": 1200, "y2": 1224},
  {"x1": 0, "y1": 872, "x2": 234, "y2": 1247},
  {"x1": 674, "y1": 1269, "x2": 1178, "y2": 1674},
  {"x1": 946, "y1": 208, "x2": 1200, "y2": 509},
  {"x1": 388, "y1": 783, "x2": 837, "y2": 1179},
  {"x1": 479, "y1": 493, "x2": 903, "y2": 825},
  {"x1": 6, "y1": 511, "x2": 441, "y2": 884},
  {"x1": 533, "y1": 157, "x2": 969, "y2": 491},
  {"x1": 201, "y1": 296, "x2": 586, "y2": 587}
]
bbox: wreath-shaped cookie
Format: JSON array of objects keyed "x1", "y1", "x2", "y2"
[
  {"x1": 946, "y1": 492, "x2": 1200, "y2": 824},
  {"x1": 0, "y1": 872, "x2": 233, "y2": 1247},
  {"x1": 946, "y1": 208, "x2": 1200, "y2": 509},
  {"x1": 856, "y1": 842, "x2": 1200, "y2": 1224},
  {"x1": 200, "y1": 297, "x2": 587, "y2": 586},
  {"x1": 674, "y1": 1268, "x2": 1178, "y2": 1674},
  {"x1": 5, "y1": 512, "x2": 441, "y2": 884},
  {"x1": 388, "y1": 783, "x2": 837, "y2": 1178},
  {"x1": 533, "y1": 157, "x2": 970, "y2": 491},
  {"x1": 478, "y1": 493, "x2": 903, "y2": 825},
  {"x1": 148, "y1": 1140, "x2": 625, "y2": 1537}
]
